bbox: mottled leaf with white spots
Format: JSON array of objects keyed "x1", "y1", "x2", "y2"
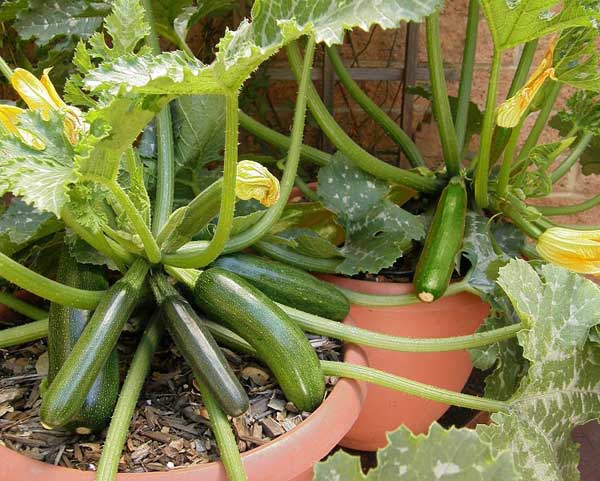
[{"x1": 313, "y1": 423, "x2": 516, "y2": 481}]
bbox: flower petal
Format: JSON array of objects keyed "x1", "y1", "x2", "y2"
[
  {"x1": 235, "y1": 160, "x2": 280, "y2": 207},
  {"x1": 536, "y1": 227, "x2": 600, "y2": 276},
  {"x1": 10, "y1": 68, "x2": 61, "y2": 118}
]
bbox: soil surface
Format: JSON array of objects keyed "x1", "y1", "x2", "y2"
[{"x1": 0, "y1": 321, "x2": 341, "y2": 473}]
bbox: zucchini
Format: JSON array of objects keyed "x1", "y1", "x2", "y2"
[
  {"x1": 41, "y1": 258, "x2": 149, "y2": 429},
  {"x1": 212, "y1": 253, "x2": 349, "y2": 321},
  {"x1": 193, "y1": 268, "x2": 325, "y2": 411},
  {"x1": 413, "y1": 177, "x2": 467, "y2": 302},
  {"x1": 48, "y1": 248, "x2": 119, "y2": 434},
  {"x1": 150, "y1": 274, "x2": 249, "y2": 417}
]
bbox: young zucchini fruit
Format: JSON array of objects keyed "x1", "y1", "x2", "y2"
[
  {"x1": 193, "y1": 268, "x2": 325, "y2": 412},
  {"x1": 41, "y1": 258, "x2": 150, "y2": 429},
  {"x1": 150, "y1": 274, "x2": 249, "y2": 417},
  {"x1": 47, "y1": 249, "x2": 120, "y2": 434},
  {"x1": 413, "y1": 177, "x2": 467, "y2": 303},
  {"x1": 212, "y1": 253, "x2": 350, "y2": 321}
]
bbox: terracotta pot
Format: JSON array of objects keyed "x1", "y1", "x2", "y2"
[
  {"x1": 0, "y1": 347, "x2": 368, "y2": 481},
  {"x1": 321, "y1": 275, "x2": 489, "y2": 451}
]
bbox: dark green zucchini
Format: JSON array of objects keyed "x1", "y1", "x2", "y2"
[
  {"x1": 413, "y1": 177, "x2": 467, "y2": 302},
  {"x1": 150, "y1": 274, "x2": 249, "y2": 417},
  {"x1": 41, "y1": 258, "x2": 149, "y2": 429},
  {"x1": 47, "y1": 248, "x2": 119, "y2": 434},
  {"x1": 212, "y1": 253, "x2": 349, "y2": 321},
  {"x1": 193, "y1": 268, "x2": 325, "y2": 412}
]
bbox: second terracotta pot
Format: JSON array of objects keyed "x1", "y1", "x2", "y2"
[{"x1": 321, "y1": 275, "x2": 488, "y2": 452}]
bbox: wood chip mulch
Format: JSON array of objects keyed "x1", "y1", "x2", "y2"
[{"x1": 0, "y1": 320, "x2": 341, "y2": 473}]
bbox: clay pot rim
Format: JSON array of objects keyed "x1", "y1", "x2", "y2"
[{"x1": 0, "y1": 346, "x2": 368, "y2": 480}]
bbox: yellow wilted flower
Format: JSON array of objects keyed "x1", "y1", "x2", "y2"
[
  {"x1": 536, "y1": 227, "x2": 600, "y2": 276},
  {"x1": 8, "y1": 68, "x2": 86, "y2": 145},
  {"x1": 496, "y1": 39, "x2": 557, "y2": 128},
  {"x1": 235, "y1": 160, "x2": 280, "y2": 207},
  {"x1": 0, "y1": 104, "x2": 46, "y2": 149}
]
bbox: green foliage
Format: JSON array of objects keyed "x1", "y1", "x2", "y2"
[
  {"x1": 554, "y1": 27, "x2": 600, "y2": 91},
  {"x1": 313, "y1": 423, "x2": 517, "y2": 481},
  {"x1": 480, "y1": 0, "x2": 600, "y2": 51}
]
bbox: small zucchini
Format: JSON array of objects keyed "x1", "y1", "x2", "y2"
[
  {"x1": 150, "y1": 274, "x2": 249, "y2": 417},
  {"x1": 193, "y1": 268, "x2": 325, "y2": 412},
  {"x1": 212, "y1": 253, "x2": 350, "y2": 320},
  {"x1": 47, "y1": 247, "x2": 119, "y2": 434},
  {"x1": 41, "y1": 258, "x2": 149, "y2": 429},
  {"x1": 413, "y1": 177, "x2": 467, "y2": 303}
]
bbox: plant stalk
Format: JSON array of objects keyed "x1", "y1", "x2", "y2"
[
  {"x1": 426, "y1": 11, "x2": 460, "y2": 176},
  {"x1": 474, "y1": 50, "x2": 502, "y2": 209},
  {"x1": 0, "y1": 292, "x2": 47, "y2": 320},
  {"x1": 321, "y1": 361, "x2": 508, "y2": 412},
  {"x1": 0, "y1": 319, "x2": 49, "y2": 348},
  {"x1": 326, "y1": 46, "x2": 425, "y2": 168},
  {"x1": 536, "y1": 192, "x2": 600, "y2": 216},
  {"x1": 550, "y1": 132, "x2": 593, "y2": 183},
  {"x1": 286, "y1": 42, "x2": 442, "y2": 194},
  {"x1": 496, "y1": 116, "x2": 525, "y2": 197},
  {"x1": 95, "y1": 313, "x2": 163, "y2": 481},
  {"x1": 455, "y1": 0, "x2": 480, "y2": 152},
  {"x1": 0, "y1": 251, "x2": 104, "y2": 309}
]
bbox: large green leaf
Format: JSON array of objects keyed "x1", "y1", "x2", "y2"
[
  {"x1": 478, "y1": 260, "x2": 600, "y2": 481},
  {"x1": 480, "y1": 0, "x2": 600, "y2": 52},
  {"x1": 554, "y1": 27, "x2": 600, "y2": 91},
  {"x1": 13, "y1": 0, "x2": 110, "y2": 46},
  {"x1": 83, "y1": 0, "x2": 442, "y2": 95},
  {"x1": 0, "y1": 111, "x2": 76, "y2": 217},
  {"x1": 313, "y1": 424, "x2": 516, "y2": 481},
  {"x1": 104, "y1": 0, "x2": 150, "y2": 56}
]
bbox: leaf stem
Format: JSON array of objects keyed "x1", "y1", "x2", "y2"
[
  {"x1": 496, "y1": 116, "x2": 525, "y2": 197},
  {"x1": 0, "y1": 251, "x2": 104, "y2": 309},
  {"x1": 0, "y1": 55, "x2": 13, "y2": 80},
  {"x1": 491, "y1": 195, "x2": 543, "y2": 240},
  {"x1": 455, "y1": 0, "x2": 480, "y2": 152},
  {"x1": 474, "y1": 50, "x2": 502, "y2": 209},
  {"x1": 0, "y1": 318, "x2": 49, "y2": 348},
  {"x1": 279, "y1": 303, "x2": 521, "y2": 353},
  {"x1": 321, "y1": 361, "x2": 508, "y2": 412},
  {"x1": 550, "y1": 132, "x2": 593, "y2": 183},
  {"x1": 426, "y1": 11, "x2": 460, "y2": 176},
  {"x1": 253, "y1": 240, "x2": 341, "y2": 273},
  {"x1": 95, "y1": 313, "x2": 163, "y2": 481},
  {"x1": 337, "y1": 278, "x2": 476, "y2": 307},
  {"x1": 239, "y1": 111, "x2": 332, "y2": 166},
  {"x1": 536, "y1": 192, "x2": 600, "y2": 216},
  {"x1": 286, "y1": 43, "x2": 443, "y2": 194},
  {"x1": 195, "y1": 377, "x2": 248, "y2": 481},
  {"x1": 0, "y1": 292, "x2": 47, "y2": 320},
  {"x1": 517, "y1": 82, "x2": 561, "y2": 161},
  {"x1": 294, "y1": 176, "x2": 319, "y2": 202},
  {"x1": 105, "y1": 180, "x2": 161, "y2": 264},
  {"x1": 326, "y1": 45, "x2": 425, "y2": 168}
]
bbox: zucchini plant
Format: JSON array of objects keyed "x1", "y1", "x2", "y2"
[{"x1": 0, "y1": 1, "x2": 599, "y2": 481}]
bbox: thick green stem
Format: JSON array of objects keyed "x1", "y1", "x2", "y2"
[
  {"x1": 491, "y1": 195, "x2": 543, "y2": 240},
  {"x1": 496, "y1": 117, "x2": 525, "y2": 197},
  {"x1": 537, "y1": 193, "x2": 600, "y2": 216},
  {"x1": 95, "y1": 314, "x2": 162, "y2": 481},
  {"x1": 253, "y1": 240, "x2": 341, "y2": 273},
  {"x1": 550, "y1": 132, "x2": 593, "y2": 183},
  {"x1": 326, "y1": 46, "x2": 425, "y2": 168},
  {"x1": 0, "y1": 251, "x2": 104, "y2": 309},
  {"x1": 239, "y1": 111, "x2": 331, "y2": 166},
  {"x1": 490, "y1": 40, "x2": 538, "y2": 161},
  {"x1": 426, "y1": 12, "x2": 460, "y2": 176},
  {"x1": 280, "y1": 303, "x2": 521, "y2": 353},
  {"x1": 474, "y1": 50, "x2": 502, "y2": 209},
  {"x1": 61, "y1": 206, "x2": 131, "y2": 271},
  {"x1": 455, "y1": 0, "x2": 480, "y2": 152},
  {"x1": 142, "y1": 0, "x2": 175, "y2": 235},
  {"x1": 0, "y1": 55, "x2": 13, "y2": 80},
  {"x1": 163, "y1": 37, "x2": 317, "y2": 267},
  {"x1": 321, "y1": 361, "x2": 508, "y2": 412},
  {"x1": 195, "y1": 377, "x2": 248, "y2": 481},
  {"x1": 286, "y1": 43, "x2": 442, "y2": 194},
  {"x1": 0, "y1": 292, "x2": 47, "y2": 320},
  {"x1": 294, "y1": 176, "x2": 319, "y2": 202},
  {"x1": 517, "y1": 82, "x2": 562, "y2": 161},
  {"x1": 337, "y1": 278, "x2": 476, "y2": 307},
  {"x1": 0, "y1": 319, "x2": 48, "y2": 348}
]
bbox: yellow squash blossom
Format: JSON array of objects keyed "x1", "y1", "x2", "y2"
[
  {"x1": 536, "y1": 227, "x2": 600, "y2": 276},
  {"x1": 0, "y1": 104, "x2": 46, "y2": 149},
  {"x1": 2, "y1": 68, "x2": 86, "y2": 145},
  {"x1": 235, "y1": 160, "x2": 280, "y2": 207},
  {"x1": 496, "y1": 39, "x2": 557, "y2": 128}
]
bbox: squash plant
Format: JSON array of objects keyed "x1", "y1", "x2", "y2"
[{"x1": 0, "y1": 1, "x2": 599, "y2": 481}]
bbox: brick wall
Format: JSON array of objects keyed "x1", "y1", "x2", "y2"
[{"x1": 256, "y1": 1, "x2": 599, "y2": 225}]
